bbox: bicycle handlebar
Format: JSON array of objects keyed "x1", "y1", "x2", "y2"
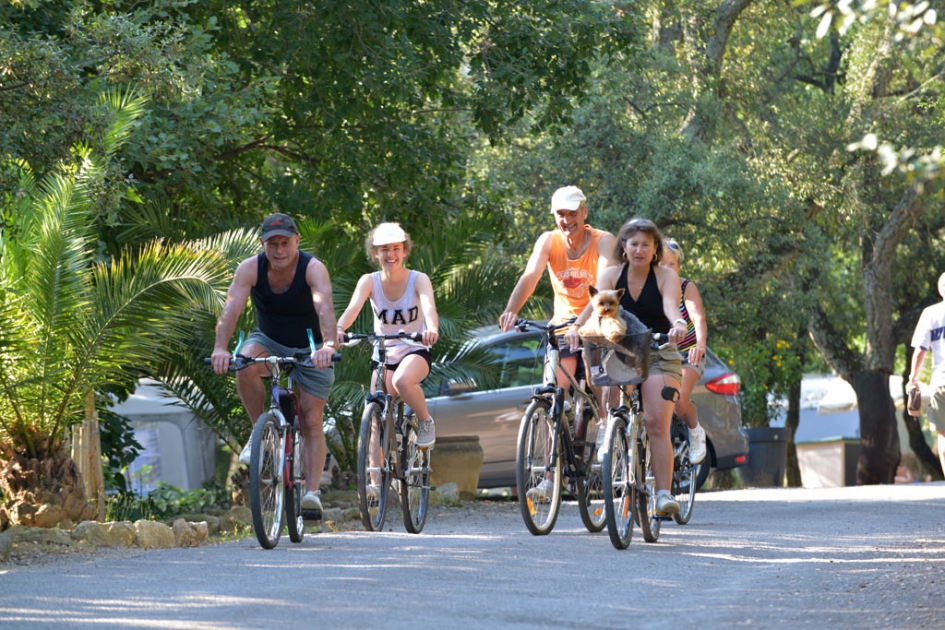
[
  {"x1": 203, "y1": 353, "x2": 342, "y2": 372},
  {"x1": 514, "y1": 318, "x2": 672, "y2": 349},
  {"x1": 342, "y1": 331, "x2": 426, "y2": 346}
]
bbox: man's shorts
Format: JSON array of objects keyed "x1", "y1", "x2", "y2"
[
  {"x1": 928, "y1": 386, "x2": 945, "y2": 433},
  {"x1": 649, "y1": 343, "x2": 683, "y2": 383},
  {"x1": 244, "y1": 331, "x2": 334, "y2": 400},
  {"x1": 679, "y1": 346, "x2": 706, "y2": 378},
  {"x1": 548, "y1": 340, "x2": 587, "y2": 382}
]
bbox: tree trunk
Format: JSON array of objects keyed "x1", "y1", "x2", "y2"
[
  {"x1": 900, "y1": 350, "x2": 944, "y2": 480},
  {"x1": 785, "y1": 377, "x2": 802, "y2": 487},
  {"x1": 850, "y1": 370, "x2": 900, "y2": 484}
]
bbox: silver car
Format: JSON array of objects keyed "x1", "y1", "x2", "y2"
[{"x1": 428, "y1": 325, "x2": 748, "y2": 489}]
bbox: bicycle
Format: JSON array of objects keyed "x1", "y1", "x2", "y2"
[
  {"x1": 586, "y1": 331, "x2": 699, "y2": 549},
  {"x1": 345, "y1": 331, "x2": 433, "y2": 534},
  {"x1": 513, "y1": 319, "x2": 607, "y2": 536},
  {"x1": 208, "y1": 330, "x2": 339, "y2": 550}
]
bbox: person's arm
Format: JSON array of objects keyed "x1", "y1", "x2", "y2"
[
  {"x1": 307, "y1": 258, "x2": 337, "y2": 369},
  {"x1": 656, "y1": 266, "x2": 686, "y2": 344},
  {"x1": 499, "y1": 232, "x2": 553, "y2": 331},
  {"x1": 596, "y1": 231, "x2": 618, "y2": 271},
  {"x1": 335, "y1": 274, "x2": 373, "y2": 344},
  {"x1": 415, "y1": 272, "x2": 440, "y2": 347},
  {"x1": 211, "y1": 258, "x2": 256, "y2": 373},
  {"x1": 684, "y1": 280, "x2": 707, "y2": 365},
  {"x1": 909, "y1": 347, "x2": 928, "y2": 386}
]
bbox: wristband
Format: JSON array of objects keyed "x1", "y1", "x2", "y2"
[{"x1": 673, "y1": 318, "x2": 687, "y2": 327}]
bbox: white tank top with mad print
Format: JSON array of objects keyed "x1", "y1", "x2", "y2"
[{"x1": 370, "y1": 270, "x2": 428, "y2": 364}]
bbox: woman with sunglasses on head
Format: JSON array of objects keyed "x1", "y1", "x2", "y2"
[
  {"x1": 660, "y1": 239, "x2": 707, "y2": 466},
  {"x1": 568, "y1": 217, "x2": 686, "y2": 515}
]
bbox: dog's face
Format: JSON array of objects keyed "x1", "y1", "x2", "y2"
[{"x1": 588, "y1": 286, "x2": 625, "y2": 319}]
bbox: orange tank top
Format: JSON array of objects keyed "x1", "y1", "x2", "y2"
[{"x1": 547, "y1": 226, "x2": 604, "y2": 324}]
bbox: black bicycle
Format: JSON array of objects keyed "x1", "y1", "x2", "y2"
[
  {"x1": 513, "y1": 319, "x2": 606, "y2": 536},
  {"x1": 345, "y1": 331, "x2": 433, "y2": 534},
  {"x1": 586, "y1": 332, "x2": 699, "y2": 549}
]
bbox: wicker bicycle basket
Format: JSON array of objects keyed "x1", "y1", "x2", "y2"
[{"x1": 581, "y1": 331, "x2": 651, "y2": 387}]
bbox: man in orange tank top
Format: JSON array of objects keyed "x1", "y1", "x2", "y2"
[{"x1": 499, "y1": 186, "x2": 617, "y2": 387}]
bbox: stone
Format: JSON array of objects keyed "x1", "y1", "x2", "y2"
[
  {"x1": 0, "y1": 532, "x2": 11, "y2": 561},
  {"x1": 134, "y1": 520, "x2": 175, "y2": 549},
  {"x1": 219, "y1": 506, "x2": 252, "y2": 533},
  {"x1": 321, "y1": 507, "x2": 345, "y2": 523},
  {"x1": 171, "y1": 513, "x2": 220, "y2": 535},
  {"x1": 107, "y1": 522, "x2": 137, "y2": 547},
  {"x1": 72, "y1": 521, "x2": 109, "y2": 547},
  {"x1": 430, "y1": 436, "x2": 484, "y2": 501},
  {"x1": 171, "y1": 519, "x2": 204, "y2": 547},
  {"x1": 4, "y1": 525, "x2": 72, "y2": 546}
]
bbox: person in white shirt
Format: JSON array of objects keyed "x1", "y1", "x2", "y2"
[{"x1": 908, "y1": 272, "x2": 945, "y2": 477}]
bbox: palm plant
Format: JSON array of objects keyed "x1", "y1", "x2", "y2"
[{"x1": 0, "y1": 88, "x2": 230, "y2": 528}]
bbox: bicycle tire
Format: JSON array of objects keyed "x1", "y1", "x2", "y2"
[
  {"x1": 400, "y1": 419, "x2": 430, "y2": 534},
  {"x1": 672, "y1": 415, "x2": 698, "y2": 525},
  {"x1": 577, "y1": 414, "x2": 606, "y2": 533},
  {"x1": 515, "y1": 399, "x2": 562, "y2": 536},
  {"x1": 286, "y1": 425, "x2": 306, "y2": 543},
  {"x1": 637, "y1": 428, "x2": 661, "y2": 543},
  {"x1": 249, "y1": 412, "x2": 286, "y2": 549},
  {"x1": 602, "y1": 413, "x2": 635, "y2": 549},
  {"x1": 357, "y1": 402, "x2": 390, "y2": 531}
]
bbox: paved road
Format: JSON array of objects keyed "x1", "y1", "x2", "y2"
[{"x1": 1, "y1": 484, "x2": 943, "y2": 629}]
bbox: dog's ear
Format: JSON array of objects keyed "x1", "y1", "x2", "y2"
[
  {"x1": 614, "y1": 288, "x2": 625, "y2": 299},
  {"x1": 588, "y1": 285, "x2": 598, "y2": 297}
]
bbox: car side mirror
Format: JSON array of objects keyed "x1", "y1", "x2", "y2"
[{"x1": 443, "y1": 379, "x2": 477, "y2": 396}]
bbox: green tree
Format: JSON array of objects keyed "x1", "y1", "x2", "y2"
[{"x1": 0, "y1": 88, "x2": 229, "y2": 527}]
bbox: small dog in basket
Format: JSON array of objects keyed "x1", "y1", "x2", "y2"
[{"x1": 579, "y1": 286, "x2": 648, "y2": 344}]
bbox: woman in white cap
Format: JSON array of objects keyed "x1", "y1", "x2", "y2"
[{"x1": 336, "y1": 222, "x2": 440, "y2": 448}]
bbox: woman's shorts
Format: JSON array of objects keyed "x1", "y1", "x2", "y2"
[
  {"x1": 649, "y1": 343, "x2": 683, "y2": 384},
  {"x1": 244, "y1": 331, "x2": 335, "y2": 400},
  {"x1": 372, "y1": 348, "x2": 433, "y2": 381},
  {"x1": 680, "y1": 347, "x2": 706, "y2": 378},
  {"x1": 928, "y1": 386, "x2": 945, "y2": 433}
]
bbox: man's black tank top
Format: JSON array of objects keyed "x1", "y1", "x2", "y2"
[
  {"x1": 251, "y1": 251, "x2": 323, "y2": 347},
  {"x1": 615, "y1": 264, "x2": 670, "y2": 334}
]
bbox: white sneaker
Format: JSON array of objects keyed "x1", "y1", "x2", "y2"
[
  {"x1": 526, "y1": 479, "x2": 555, "y2": 504},
  {"x1": 301, "y1": 490, "x2": 322, "y2": 511},
  {"x1": 416, "y1": 417, "x2": 436, "y2": 448},
  {"x1": 238, "y1": 438, "x2": 252, "y2": 465},
  {"x1": 656, "y1": 493, "x2": 680, "y2": 516},
  {"x1": 689, "y1": 424, "x2": 707, "y2": 465}
]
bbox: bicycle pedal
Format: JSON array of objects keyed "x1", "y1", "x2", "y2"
[{"x1": 301, "y1": 509, "x2": 322, "y2": 521}]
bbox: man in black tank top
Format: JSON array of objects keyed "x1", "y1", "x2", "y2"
[{"x1": 211, "y1": 213, "x2": 338, "y2": 513}]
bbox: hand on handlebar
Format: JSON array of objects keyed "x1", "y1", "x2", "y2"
[
  {"x1": 311, "y1": 346, "x2": 336, "y2": 370},
  {"x1": 421, "y1": 329, "x2": 439, "y2": 346},
  {"x1": 499, "y1": 311, "x2": 518, "y2": 333},
  {"x1": 564, "y1": 325, "x2": 581, "y2": 352},
  {"x1": 210, "y1": 347, "x2": 232, "y2": 375}
]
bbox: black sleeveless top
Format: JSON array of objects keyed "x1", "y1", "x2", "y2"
[
  {"x1": 251, "y1": 251, "x2": 323, "y2": 347},
  {"x1": 615, "y1": 264, "x2": 671, "y2": 334}
]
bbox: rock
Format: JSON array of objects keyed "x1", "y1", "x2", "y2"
[
  {"x1": 0, "y1": 532, "x2": 11, "y2": 561},
  {"x1": 4, "y1": 525, "x2": 72, "y2": 546},
  {"x1": 134, "y1": 520, "x2": 175, "y2": 549},
  {"x1": 219, "y1": 506, "x2": 252, "y2": 534},
  {"x1": 322, "y1": 508, "x2": 345, "y2": 523},
  {"x1": 171, "y1": 519, "x2": 206, "y2": 547},
  {"x1": 343, "y1": 507, "x2": 362, "y2": 521},
  {"x1": 106, "y1": 522, "x2": 137, "y2": 547},
  {"x1": 430, "y1": 436, "x2": 484, "y2": 501},
  {"x1": 72, "y1": 521, "x2": 109, "y2": 547},
  {"x1": 171, "y1": 513, "x2": 220, "y2": 535}
]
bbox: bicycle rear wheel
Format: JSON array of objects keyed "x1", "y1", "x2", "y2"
[
  {"x1": 249, "y1": 412, "x2": 286, "y2": 549},
  {"x1": 602, "y1": 414, "x2": 634, "y2": 549},
  {"x1": 285, "y1": 426, "x2": 306, "y2": 543},
  {"x1": 578, "y1": 415, "x2": 606, "y2": 533},
  {"x1": 400, "y1": 419, "x2": 431, "y2": 534},
  {"x1": 637, "y1": 429, "x2": 661, "y2": 543},
  {"x1": 357, "y1": 402, "x2": 390, "y2": 531},
  {"x1": 672, "y1": 415, "x2": 698, "y2": 525},
  {"x1": 515, "y1": 399, "x2": 562, "y2": 536}
]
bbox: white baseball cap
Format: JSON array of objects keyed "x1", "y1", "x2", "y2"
[
  {"x1": 372, "y1": 222, "x2": 407, "y2": 246},
  {"x1": 550, "y1": 186, "x2": 586, "y2": 212}
]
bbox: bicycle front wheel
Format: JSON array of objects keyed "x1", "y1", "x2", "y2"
[
  {"x1": 286, "y1": 426, "x2": 306, "y2": 543},
  {"x1": 249, "y1": 412, "x2": 286, "y2": 549},
  {"x1": 515, "y1": 399, "x2": 562, "y2": 536},
  {"x1": 400, "y1": 419, "x2": 431, "y2": 534},
  {"x1": 357, "y1": 402, "x2": 390, "y2": 531},
  {"x1": 578, "y1": 414, "x2": 606, "y2": 533},
  {"x1": 602, "y1": 414, "x2": 634, "y2": 549},
  {"x1": 672, "y1": 415, "x2": 698, "y2": 525},
  {"x1": 637, "y1": 428, "x2": 661, "y2": 543}
]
